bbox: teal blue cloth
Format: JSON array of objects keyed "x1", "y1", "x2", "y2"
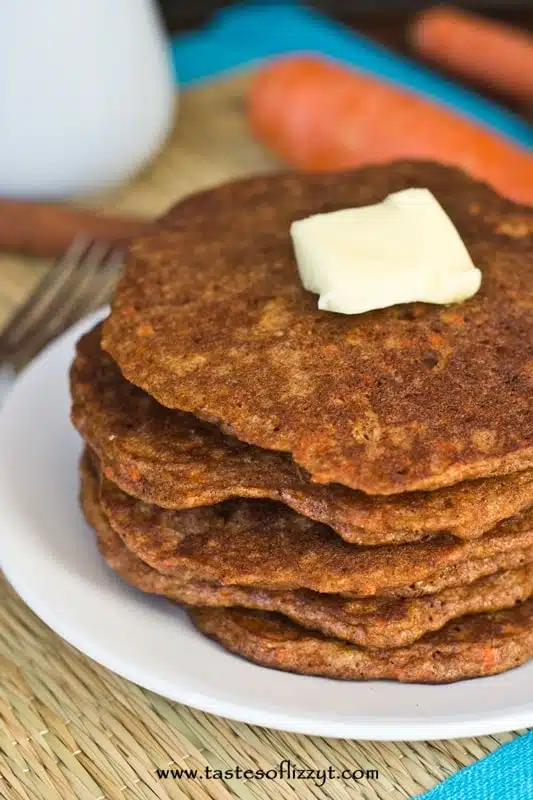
[
  {"x1": 170, "y1": 5, "x2": 533, "y2": 798},
  {"x1": 417, "y1": 730, "x2": 533, "y2": 799},
  {"x1": 170, "y1": 2, "x2": 533, "y2": 147}
]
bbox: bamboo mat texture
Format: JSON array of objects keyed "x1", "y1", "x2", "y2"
[{"x1": 0, "y1": 72, "x2": 528, "y2": 800}]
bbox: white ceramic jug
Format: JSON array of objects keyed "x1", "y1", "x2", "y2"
[{"x1": 0, "y1": 0, "x2": 176, "y2": 198}]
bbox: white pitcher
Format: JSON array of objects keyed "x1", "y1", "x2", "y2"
[{"x1": 0, "y1": 0, "x2": 176, "y2": 198}]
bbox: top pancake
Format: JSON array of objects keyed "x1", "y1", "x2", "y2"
[
  {"x1": 72, "y1": 325, "x2": 533, "y2": 544},
  {"x1": 103, "y1": 161, "x2": 533, "y2": 494}
]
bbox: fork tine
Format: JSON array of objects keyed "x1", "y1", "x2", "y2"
[
  {"x1": 0, "y1": 231, "x2": 127, "y2": 370},
  {"x1": 84, "y1": 247, "x2": 122, "y2": 310},
  {"x1": 61, "y1": 246, "x2": 122, "y2": 328},
  {"x1": 5, "y1": 244, "x2": 101, "y2": 358},
  {"x1": 6, "y1": 240, "x2": 111, "y2": 360},
  {"x1": 0, "y1": 235, "x2": 93, "y2": 352},
  {"x1": 8, "y1": 243, "x2": 123, "y2": 369}
]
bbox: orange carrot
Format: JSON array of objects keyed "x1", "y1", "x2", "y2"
[
  {"x1": 411, "y1": 6, "x2": 533, "y2": 104},
  {"x1": 248, "y1": 55, "x2": 533, "y2": 205}
]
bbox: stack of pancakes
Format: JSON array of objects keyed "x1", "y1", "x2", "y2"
[{"x1": 71, "y1": 161, "x2": 533, "y2": 683}]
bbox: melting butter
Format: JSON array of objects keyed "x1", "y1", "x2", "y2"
[{"x1": 290, "y1": 188, "x2": 481, "y2": 315}]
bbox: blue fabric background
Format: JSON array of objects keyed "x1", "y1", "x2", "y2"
[
  {"x1": 170, "y1": 2, "x2": 533, "y2": 147},
  {"x1": 417, "y1": 730, "x2": 533, "y2": 800},
  {"x1": 170, "y1": 5, "x2": 533, "y2": 798}
]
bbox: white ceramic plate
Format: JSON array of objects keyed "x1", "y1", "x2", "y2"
[{"x1": 2, "y1": 311, "x2": 533, "y2": 741}]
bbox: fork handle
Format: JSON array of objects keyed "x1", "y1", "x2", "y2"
[{"x1": 0, "y1": 200, "x2": 153, "y2": 258}]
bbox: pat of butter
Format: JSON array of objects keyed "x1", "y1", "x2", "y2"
[{"x1": 290, "y1": 188, "x2": 481, "y2": 315}]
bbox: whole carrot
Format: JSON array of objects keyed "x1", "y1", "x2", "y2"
[
  {"x1": 411, "y1": 6, "x2": 533, "y2": 104},
  {"x1": 248, "y1": 55, "x2": 533, "y2": 205}
]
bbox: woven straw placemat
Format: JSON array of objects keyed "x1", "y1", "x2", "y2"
[{"x1": 0, "y1": 72, "x2": 527, "y2": 800}]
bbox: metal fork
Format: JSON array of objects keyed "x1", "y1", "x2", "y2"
[
  {"x1": 0, "y1": 236, "x2": 123, "y2": 372},
  {"x1": 0, "y1": 200, "x2": 153, "y2": 375}
]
